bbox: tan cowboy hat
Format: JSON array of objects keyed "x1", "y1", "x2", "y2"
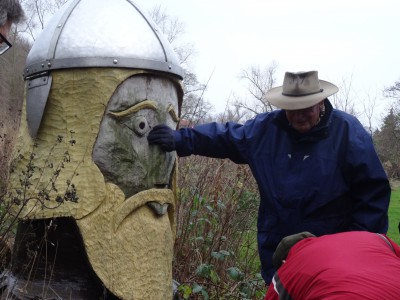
[{"x1": 266, "y1": 71, "x2": 338, "y2": 110}]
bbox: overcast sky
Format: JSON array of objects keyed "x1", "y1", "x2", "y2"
[{"x1": 136, "y1": 0, "x2": 399, "y2": 125}]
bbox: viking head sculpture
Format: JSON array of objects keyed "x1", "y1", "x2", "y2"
[{"x1": 9, "y1": 0, "x2": 183, "y2": 299}]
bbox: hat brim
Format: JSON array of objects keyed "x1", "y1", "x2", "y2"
[{"x1": 266, "y1": 80, "x2": 339, "y2": 110}]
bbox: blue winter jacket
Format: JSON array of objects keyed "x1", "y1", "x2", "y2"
[{"x1": 174, "y1": 100, "x2": 391, "y2": 282}]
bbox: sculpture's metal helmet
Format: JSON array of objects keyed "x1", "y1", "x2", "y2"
[{"x1": 24, "y1": 0, "x2": 184, "y2": 138}]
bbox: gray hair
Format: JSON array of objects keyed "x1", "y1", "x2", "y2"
[{"x1": 0, "y1": 0, "x2": 24, "y2": 27}]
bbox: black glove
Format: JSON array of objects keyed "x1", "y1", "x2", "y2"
[
  {"x1": 147, "y1": 124, "x2": 176, "y2": 152},
  {"x1": 272, "y1": 231, "x2": 315, "y2": 269}
]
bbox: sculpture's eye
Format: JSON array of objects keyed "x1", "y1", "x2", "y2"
[
  {"x1": 111, "y1": 109, "x2": 156, "y2": 137},
  {"x1": 133, "y1": 116, "x2": 149, "y2": 136}
]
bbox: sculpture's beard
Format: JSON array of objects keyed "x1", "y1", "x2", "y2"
[{"x1": 76, "y1": 183, "x2": 175, "y2": 299}]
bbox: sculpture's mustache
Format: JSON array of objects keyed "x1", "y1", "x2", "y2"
[{"x1": 113, "y1": 188, "x2": 174, "y2": 232}]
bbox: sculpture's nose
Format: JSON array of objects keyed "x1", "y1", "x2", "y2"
[
  {"x1": 147, "y1": 151, "x2": 175, "y2": 217},
  {"x1": 146, "y1": 202, "x2": 170, "y2": 216},
  {"x1": 152, "y1": 150, "x2": 176, "y2": 188}
]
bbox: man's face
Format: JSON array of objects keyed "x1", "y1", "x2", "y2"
[
  {"x1": 285, "y1": 102, "x2": 323, "y2": 133},
  {"x1": 0, "y1": 21, "x2": 12, "y2": 55},
  {"x1": 93, "y1": 75, "x2": 179, "y2": 197}
]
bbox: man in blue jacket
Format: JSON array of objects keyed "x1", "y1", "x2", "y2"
[{"x1": 147, "y1": 70, "x2": 391, "y2": 283}]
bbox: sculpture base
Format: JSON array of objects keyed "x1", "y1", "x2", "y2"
[{"x1": 0, "y1": 218, "x2": 119, "y2": 300}]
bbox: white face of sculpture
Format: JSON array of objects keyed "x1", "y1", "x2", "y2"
[{"x1": 93, "y1": 74, "x2": 179, "y2": 197}]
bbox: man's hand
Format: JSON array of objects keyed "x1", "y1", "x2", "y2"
[{"x1": 147, "y1": 124, "x2": 176, "y2": 152}]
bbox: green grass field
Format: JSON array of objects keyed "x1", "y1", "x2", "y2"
[{"x1": 388, "y1": 184, "x2": 400, "y2": 245}]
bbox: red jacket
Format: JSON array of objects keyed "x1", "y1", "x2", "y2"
[{"x1": 265, "y1": 231, "x2": 400, "y2": 300}]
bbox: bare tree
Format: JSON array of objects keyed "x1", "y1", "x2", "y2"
[
  {"x1": 147, "y1": 5, "x2": 212, "y2": 124},
  {"x1": 148, "y1": 4, "x2": 195, "y2": 68},
  {"x1": 20, "y1": 0, "x2": 68, "y2": 41},
  {"x1": 360, "y1": 90, "x2": 379, "y2": 135},
  {"x1": 384, "y1": 80, "x2": 400, "y2": 101},
  {"x1": 330, "y1": 75, "x2": 359, "y2": 117},
  {"x1": 148, "y1": 5, "x2": 184, "y2": 44},
  {"x1": 216, "y1": 99, "x2": 252, "y2": 123},
  {"x1": 233, "y1": 62, "x2": 278, "y2": 117}
]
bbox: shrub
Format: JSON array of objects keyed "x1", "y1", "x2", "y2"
[{"x1": 174, "y1": 155, "x2": 266, "y2": 299}]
